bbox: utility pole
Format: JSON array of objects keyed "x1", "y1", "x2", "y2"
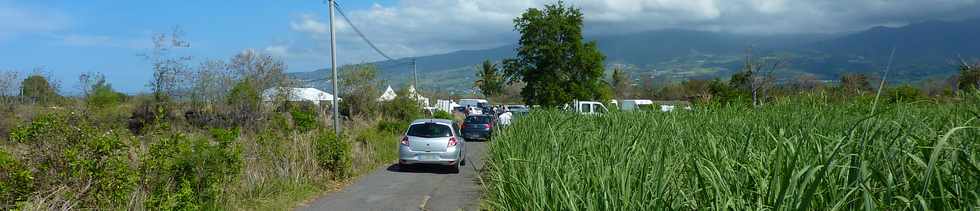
[
  {"x1": 412, "y1": 58, "x2": 418, "y2": 92},
  {"x1": 328, "y1": 0, "x2": 340, "y2": 136},
  {"x1": 412, "y1": 58, "x2": 423, "y2": 107}
]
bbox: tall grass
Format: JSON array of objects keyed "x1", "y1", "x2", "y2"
[{"x1": 486, "y1": 97, "x2": 980, "y2": 210}]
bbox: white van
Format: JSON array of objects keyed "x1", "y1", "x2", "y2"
[
  {"x1": 458, "y1": 99, "x2": 488, "y2": 109},
  {"x1": 563, "y1": 100, "x2": 609, "y2": 114},
  {"x1": 620, "y1": 99, "x2": 654, "y2": 111}
]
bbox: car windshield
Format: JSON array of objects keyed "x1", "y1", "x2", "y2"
[
  {"x1": 407, "y1": 123, "x2": 452, "y2": 138},
  {"x1": 465, "y1": 116, "x2": 492, "y2": 124}
]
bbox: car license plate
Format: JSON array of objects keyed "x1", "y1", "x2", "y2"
[{"x1": 421, "y1": 154, "x2": 438, "y2": 160}]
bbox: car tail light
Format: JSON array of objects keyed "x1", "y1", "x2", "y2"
[
  {"x1": 448, "y1": 137, "x2": 458, "y2": 147},
  {"x1": 461, "y1": 124, "x2": 466, "y2": 129},
  {"x1": 400, "y1": 136, "x2": 409, "y2": 146},
  {"x1": 484, "y1": 124, "x2": 492, "y2": 129}
]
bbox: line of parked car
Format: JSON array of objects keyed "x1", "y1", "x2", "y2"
[
  {"x1": 396, "y1": 98, "x2": 689, "y2": 173},
  {"x1": 397, "y1": 99, "x2": 528, "y2": 173}
]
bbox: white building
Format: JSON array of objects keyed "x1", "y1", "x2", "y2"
[{"x1": 262, "y1": 87, "x2": 340, "y2": 106}]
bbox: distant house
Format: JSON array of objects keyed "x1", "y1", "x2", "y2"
[{"x1": 262, "y1": 87, "x2": 340, "y2": 106}]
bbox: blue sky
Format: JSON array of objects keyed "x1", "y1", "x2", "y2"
[
  {"x1": 0, "y1": 0, "x2": 393, "y2": 93},
  {"x1": 2, "y1": 0, "x2": 979, "y2": 94}
]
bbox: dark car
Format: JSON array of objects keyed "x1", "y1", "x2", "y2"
[{"x1": 461, "y1": 115, "x2": 495, "y2": 141}]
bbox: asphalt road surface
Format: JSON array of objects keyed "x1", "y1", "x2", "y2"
[{"x1": 299, "y1": 141, "x2": 488, "y2": 211}]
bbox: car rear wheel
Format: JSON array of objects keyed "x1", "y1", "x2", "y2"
[{"x1": 450, "y1": 161, "x2": 461, "y2": 174}]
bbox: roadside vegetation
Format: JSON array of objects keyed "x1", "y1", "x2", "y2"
[
  {"x1": 0, "y1": 29, "x2": 421, "y2": 210},
  {"x1": 483, "y1": 2, "x2": 980, "y2": 210},
  {"x1": 487, "y1": 93, "x2": 980, "y2": 210}
]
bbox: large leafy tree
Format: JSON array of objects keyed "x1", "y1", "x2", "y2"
[
  {"x1": 87, "y1": 76, "x2": 126, "y2": 109},
  {"x1": 474, "y1": 60, "x2": 504, "y2": 98},
  {"x1": 503, "y1": 1, "x2": 608, "y2": 107},
  {"x1": 958, "y1": 62, "x2": 980, "y2": 92},
  {"x1": 20, "y1": 75, "x2": 59, "y2": 105},
  {"x1": 610, "y1": 67, "x2": 631, "y2": 99},
  {"x1": 340, "y1": 64, "x2": 381, "y2": 116}
]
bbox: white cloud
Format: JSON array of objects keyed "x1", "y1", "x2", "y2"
[
  {"x1": 280, "y1": 0, "x2": 980, "y2": 67},
  {"x1": 0, "y1": 1, "x2": 70, "y2": 40},
  {"x1": 265, "y1": 45, "x2": 289, "y2": 57},
  {"x1": 290, "y1": 14, "x2": 330, "y2": 34}
]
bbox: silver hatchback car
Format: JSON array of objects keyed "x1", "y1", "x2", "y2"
[{"x1": 398, "y1": 119, "x2": 466, "y2": 173}]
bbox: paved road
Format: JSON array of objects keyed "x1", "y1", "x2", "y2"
[{"x1": 299, "y1": 141, "x2": 488, "y2": 211}]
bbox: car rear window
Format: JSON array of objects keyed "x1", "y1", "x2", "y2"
[
  {"x1": 407, "y1": 123, "x2": 452, "y2": 138},
  {"x1": 465, "y1": 116, "x2": 492, "y2": 124}
]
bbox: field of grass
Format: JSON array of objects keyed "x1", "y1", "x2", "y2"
[{"x1": 486, "y1": 95, "x2": 980, "y2": 210}]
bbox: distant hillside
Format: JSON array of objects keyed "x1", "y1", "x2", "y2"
[{"x1": 289, "y1": 17, "x2": 980, "y2": 92}]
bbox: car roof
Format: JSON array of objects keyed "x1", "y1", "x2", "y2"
[{"x1": 411, "y1": 119, "x2": 455, "y2": 125}]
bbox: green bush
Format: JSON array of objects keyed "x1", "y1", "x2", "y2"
[
  {"x1": 433, "y1": 110, "x2": 454, "y2": 120},
  {"x1": 314, "y1": 130, "x2": 351, "y2": 179},
  {"x1": 227, "y1": 80, "x2": 261, "y2": 126},
  {"x1": 142, "y1": 130, "x2": 242, "y2": 210},
  {"x1": 290, "y1": 107, "x2": 318, "y2": 132},
  {"x1": 87, "y1": 80, "x2": 126, "y2": 109},
  {"x1": 886, "y1": 84, "x2": 924, "y2": 103},
  {"x1": 0, "y1": 148, "x2": 33, "y2": 209},
  {"x1": 380, "y1": 90, "x2": 422, "y2": 122},
  {"x1": 7, "y1": 113, "x2": 136, "y2": 209},
  {"x1": 376, "y1": 120, "x2": 408, "y2": 134}
]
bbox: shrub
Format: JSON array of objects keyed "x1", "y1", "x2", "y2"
[
  {"x1": 433, "y1": 110, "x2": 454, "y2": 120},
  {"x1": 87, "y1": 81, "x2": 126, "y2": 109},
  {"x1": 314, "y1": 130, "x2": 351, "y2": 179},
  {"x1": 0, "y1": 148, "x2": 33, "y2": 209},
  {"x1": 376, "y1": 120, "x2": 408, "y2": 134},
  {"x1": 227, "y1": 80, "x2": 261, "y2": 126},
  {"x1": 885, "y1": 84, "x2": 924, "y2": 103},
  {"x1": 7, "y1": 112, "x2": 137, "y2": 209},
  {"x1": 142, "y1": 130, "x2": 242, "y2": 210},
  {"x1": 128, "y1": 100, "x2": 169, "y2": 135},
  {"x1": 290, "y1": 106, "x2": 318, "y2": 132}
]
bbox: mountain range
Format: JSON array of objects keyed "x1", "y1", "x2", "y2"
[{"x1": 289, "y1": 17, "x2": 980, "y2": 92}]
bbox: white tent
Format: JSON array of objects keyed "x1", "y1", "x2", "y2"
[
  {"x1": 262, "y1": 87, "x2": 340, "y2": 106},
  {"x1": 377, "y1": 86, "x2": 397, "y2": 102},
  {"x1": 408, "y1": 85, "x2": 429, "y2": 107}
]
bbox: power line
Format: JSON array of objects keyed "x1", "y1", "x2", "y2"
[
  {"x1": 332, "y1": 1, "x2": 395, "y2": 61},
  {"x1": 304, "y1": 1, "x2": 421, "y2": 89}
]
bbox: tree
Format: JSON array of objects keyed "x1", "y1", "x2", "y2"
[
  {"x1": 380, "y1": 86, "x2": 422, "y2": 122},
  {"x1": 885, "y1": 84, "x2": 924, "y2": 103},
  {"x1": 189, "y1": 59, "x2": 235, "y2": 111},
  {"x1": 957, "y1": 62, "x2": 980, "y2": 92},
  {"x1": 503, "y1": 1, "x2": 608, "y2": 107},
  {"x1": 791, "y1": 74, "x2": 824, "y2": 92},
  {"x1": 0, "y1": 70, "x2": 20, "y2": 105},
  {"x1": 610, "y1": 66, "x2": 632, "y2": 100},
  {"x1": 841, "y1": 73, "x2": 873, "y2": 94},
  {"x1": 20, "y1": 74, "x2": 59, "y2": 105},
  {"x1": 474, "y1": 60, "x2": 504, "y2": 98},
  {"x1": 229, "y1": 49, "x2": 288, "y2": 92},
  {"x1": 340, "y1": 64, "x2": 380, "y2": 117},
  {"x1": 732, "y1": 49, "x2": 783, "y2": 107},
  {"x1": 86, "y1": 74, "x2": 126, "y2": 109},
  {"x1": 144, "y1": 27, "x2": 192, "y2": 112},
  {"x1": 227, "y1": 79, "x2": 261, "y2": 126}
]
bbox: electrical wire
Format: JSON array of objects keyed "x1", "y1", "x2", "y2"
[
  {"x1": 300, "y1": 1, "x2": 416, "y2": 85},
  {"x1": 333, "y1": 1, "x2": 396, "y2": 61}
]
